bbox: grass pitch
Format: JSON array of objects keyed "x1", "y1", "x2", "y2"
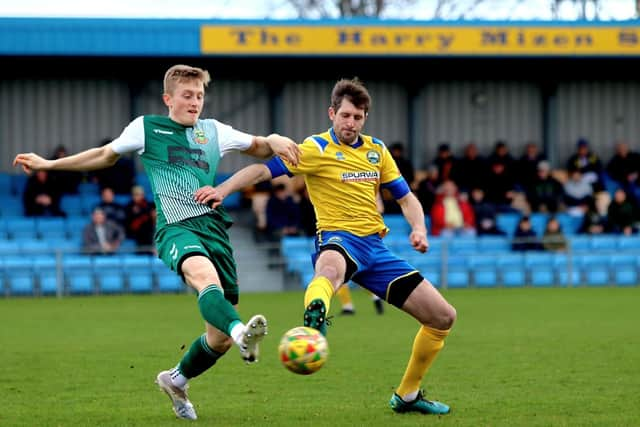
[{"x1": 1, "y1": 287, "x2": 638, "y2": 427}]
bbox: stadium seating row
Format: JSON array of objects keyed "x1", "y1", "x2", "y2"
[
  {"x1": 0, "y1": 254, "x2": 184, "y2": 296},
  {"x1": 281, "y1": 236, "x2": 640, "y2": 289}
]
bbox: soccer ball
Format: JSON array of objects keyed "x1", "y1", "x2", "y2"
[{"x1": 278, "y1": 326, "x2": 329, "y2": 375}]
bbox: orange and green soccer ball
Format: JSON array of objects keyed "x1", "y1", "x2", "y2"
[{"x1": 278, "y1": 326, "x2": 329, "y2": 375}]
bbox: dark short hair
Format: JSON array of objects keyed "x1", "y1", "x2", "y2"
[{"x1": 331, "y1": 78, "x2": 371, "y2": 113}]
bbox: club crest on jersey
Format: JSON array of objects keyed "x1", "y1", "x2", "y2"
[
  {"x1": 193, "y1": 129, "x2": 208, "y2": 145},
  {"x1": 366, "y1": 150, "x2": 380, "y2": 164},
  {"x1": 336, "y1": 152, "x2": 345, "y2": 161}
]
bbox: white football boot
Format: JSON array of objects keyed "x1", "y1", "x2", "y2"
[
  {"x1": 155, "y1": 370, "x2": 197, "y2": 420},
  {"x1": 239, "y1": 314, "x2": 268, "y2": 363}
]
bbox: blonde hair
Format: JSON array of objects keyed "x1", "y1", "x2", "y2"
[{"x1": 163, "y1": 64, "x2": 211, "y2": 95}]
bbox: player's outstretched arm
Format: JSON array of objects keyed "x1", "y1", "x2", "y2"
[
  {"x1": 396, "y1": 192, "x2": 429, "y2": 253},
  {"x1": 194, "y1": 164, "x2": 273, "y2": 209},
  {"x1": 13, "y1": 145, "x2": 120, "y2": 174},
  {"x1": 245, "y1": 134, "x2": 301, "y2": 166}
]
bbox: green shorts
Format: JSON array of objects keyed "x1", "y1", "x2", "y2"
[{"x1": 155, "y1": 210, "x2": 239, "y2": 304}]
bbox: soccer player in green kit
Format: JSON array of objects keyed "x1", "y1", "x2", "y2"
[{"x1": 13, "y1": 64, "x2": 301, "y2": 420}]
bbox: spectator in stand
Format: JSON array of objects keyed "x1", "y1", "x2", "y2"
[
  {"x1": 389, "y1": 142, "x2": 415, "y2": 187},
  {"x1": 416, "y1": 164, "x2": 440, "y2": 214},
  {"x1": 451, "y1": 142, "x2": 488, "y2": 193},
  {"x1": 469, "y1": 187, "x2": 505, "y2": 236},
  {"x1": 433, "y1": 143, "x2": 456, "y2": 184},
  {"x1": 266, "y1": 183, "x2": 300, "y2": 239},
  {"x1": 23, "y1": 170, "x2": 66, "y2": 217},
  {"x1": 249, "y1": 180, "x2": 272, "y2": 242},
  {"x1": 125, "y1": 185, "x2": 156, "y2": 253},
  {"x1": 527, "y1": 161, "x2": 565, "y2": 213},
  {"x1": 82, "y1": 207, "x2": 125, "y2": 255},
  {"x1": 511, "y1": 216, "x2": 543, "y2": 251},
  {"x1": 298, "y1": 185, "x2": 317, "y2": 237},
  {"x1": 48, "y1": 144, "x2": 83, "y2": 195},
  {"x1": 563, "y1": 168, "x2": 594, "y2": 216},
  {"x1": 606, "y1": 141, "x2": 640, "y2": 205},
  {"x1": 606, "y1": 141, "x2": 640, "y2": 186},
  {"x1": 91, "y1": 137, "x2": 136, "y2": 194},
  {"x1": 541, "y1": 216, "x2": 567, "y2": 252},
  {"x1": 578, "y1": 198, "x2": 609, "y2": 235},
  {"x1": 488, "y1": 140, "x2": 516, "y2": 183},
  {"x1": 96, "y1": 187, "x2": 127, "y2": 229},
  {"x1": 517, "y1": 142, "x2": 546, "y2": 192},
  {"x1": 566, "y1": 138, "x2": 604, "y2": 192},
  {"x1": 484, "y1": 158, "x2": 518, "y2": 213},
  {"x1": 430, "y1": 180, "x2": 476, "y2": 237},
  {"x1": 607, "y1": 188, "x2": 639, "y2": 235}
]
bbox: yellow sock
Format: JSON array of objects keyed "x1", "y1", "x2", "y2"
[
  {"x1": 396, "y1": 325, "x2": 450, "y2": 398},
  {"x1": 336, "y1": 285, "x2": 353, "y2": 306},
  {"x1": 304, "y1": 276, "x2": 334, "y2": 314}
]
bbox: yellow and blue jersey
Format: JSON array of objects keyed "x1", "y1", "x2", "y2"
[{"x1": 266, "y1": 128, "x2": 410, "y2": 237}]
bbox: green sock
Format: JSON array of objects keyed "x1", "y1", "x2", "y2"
[
  {"x1": 178, "y1": 334, "x2": 223, "y2": 379},
  {"x1": 197, "y1": 285, "x2": 242, "y2": 336}
]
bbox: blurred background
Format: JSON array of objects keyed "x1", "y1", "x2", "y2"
[{"x1": 1, "y1": 0, "x2": 639, "y2": 297}]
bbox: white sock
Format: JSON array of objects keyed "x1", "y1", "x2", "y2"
[
  {"x1": 169, "y1": 366, "x2": 188, "y2": 389},
  {"x1": 229, "y1": 321, "x2": 245, "y2": 347},
  {"x1": 342, "y1": 303, "x2": 354, "y2": 311},
  {"x1": 402, "y1": 390, "x2": 419, "y2": 402}
]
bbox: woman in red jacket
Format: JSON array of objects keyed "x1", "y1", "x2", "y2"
[{"x1": 430, "y1": 180, "x2": 476, "y2": 237}]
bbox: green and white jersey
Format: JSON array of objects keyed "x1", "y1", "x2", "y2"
[{"x1": 110, "y1": 115, "x2": 253, "y2": 229}]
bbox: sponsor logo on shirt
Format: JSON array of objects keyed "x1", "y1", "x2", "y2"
[
  {"x1": 340, "y1": 171, "x2": 379, "y2": 182},
  {"x1": 153, "y1": 129, "x2": 174, "y2": 135},
  {"x1": 366, "y1": 150, "x2": 380, "y2": 164}
]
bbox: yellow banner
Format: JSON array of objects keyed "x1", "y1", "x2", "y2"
[{"x1": 201, "y1": 25, "x2": 640, "y2": 56}]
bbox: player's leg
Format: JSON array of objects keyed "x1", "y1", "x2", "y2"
[
  {"x1": 371, "y1": 292, "x2": 384, "y2": 314},
  {"x1": 390, "y1": 279, "x2": 456, "y2": 415},
  {"x1": 156, "y1": 325, "x2": 230, "y2": 421},
  {"x1": 336, "y1": 284, "x2": 355, "y2": 314}
]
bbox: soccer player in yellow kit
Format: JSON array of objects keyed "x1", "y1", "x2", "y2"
[{"x1": 206, "y1": 78, "x2": 456, "y2": 415}]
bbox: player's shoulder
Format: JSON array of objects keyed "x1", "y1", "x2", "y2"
[
  {"x1": 302, "y1": 131, "x2": 333, "y2": 154},
  {"x1": 361, "y1": 134, "x2": 387, "y2": 150}
]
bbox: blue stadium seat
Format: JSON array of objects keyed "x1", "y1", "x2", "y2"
[
  {"x1": 36, "y1": 218, "x2": 67, "y2": 240},
  {"x1": 98, "y1": 271, "x2": 126, "y2": 294},
  {"x1": 496, "y1": 213, "x2": 520, "y2": 237},
  {"x1": 8, "y1": 272, "x2": 35, "y2": 296},
  {"x1": 384, "y1": 214, "x2": 410, "y2": 236},
  {"x1": 449, "y1": 237, "x2": 477, "y2": 254},
  {"x1": 525, "y1": 252, "x2": 555, "y2": 287},
  {"x1": 617, "y1": 236, "x2": 640, "y2": 251},
  {"x1": 553, "y1": 254, "x2": 581, "y2": 287},
  {"x1": 555, "y1": 213, "x2": 583, "y2": 235},
  {"x1": 477, "y1": 236, "x2": 510, "y2": 253},
  {"x1": 473, "y1": 266, "x2": 498, "y2": 288},
  {"x1": 445, "y1": 266, "x2": 469, "y2": 288},
  {"x1": 33, "y1": 255, "x2": 59, "y2": 295},
  {"x1": 157, "y1": 271, "x2": 183, "y2": 292},
  {"x1": 576, "y1": 254, "x2": 610, "y2": 287},
  {"x1": 0, "y1": 240, "x2": 17, "y2": 253},
  {"x1": 78, "y1": 182, "x2": 100, "y2": 196},
  {"x1": 0, "y1": 197, "x2": 24, "y2": 217},
  {"x1": 60, "y1": 196, "x2": 84, "y2": 217},
  {"x1": 281, "y1": 236, "x2": 314, "y2": 257},
  {"x1": 63, "y1": 255, "x2": 94, "y2": 294},
  {"x1": 128, "y1": 271, "x2": 154, "y2": 293},
  {"x1": 568, "y1": 235, "x2": 590, "y2": 253},
  {"x1": 529, "y1": 213, "x2": 548, "y2": 236},
  {"x1": 19, "y1": 239, "x2": 52, "y2": 254},
  {"x1": 5, "y1": 218, "x2": 37, "y2": 240},
  {"x1": 589, "y1": 235, "x2": 617, "y2": 252},
  {"x1": 10, "y1": 175, "x2": 27, "y2": 197},
  {"x1": 81, "y1": 195, "x2": 102, "y2": 215}
]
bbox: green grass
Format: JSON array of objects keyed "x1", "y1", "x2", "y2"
[{"x1": 1, "y1": 287, "x2": 639, "y2": 426}]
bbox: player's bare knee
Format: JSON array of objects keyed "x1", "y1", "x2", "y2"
[
  {"x1": 432, "y1": 304, "x2": 456, "y2": 330},
  {"x1": 316, "y1": 266, "x2": 343, "y2": 288}
]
